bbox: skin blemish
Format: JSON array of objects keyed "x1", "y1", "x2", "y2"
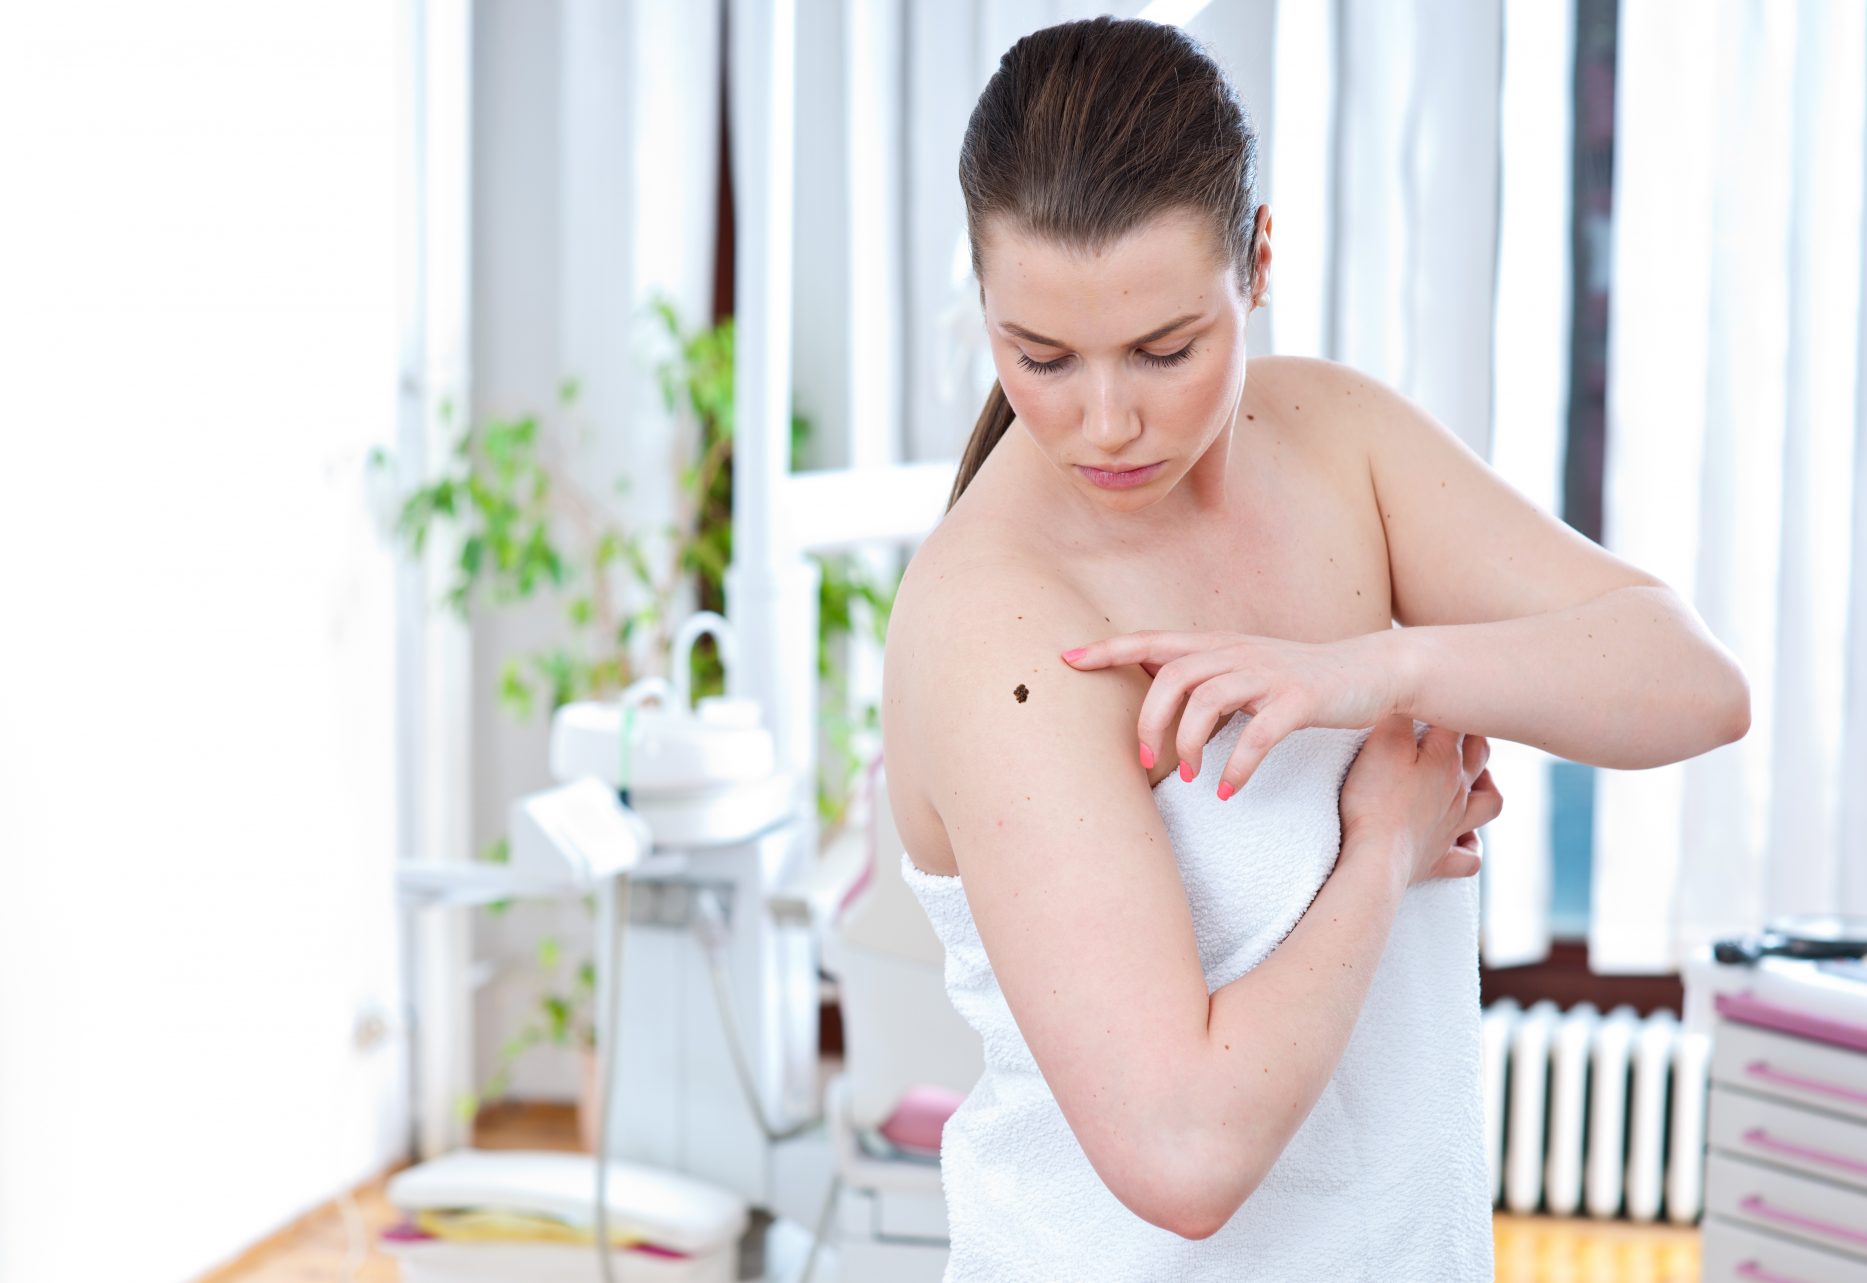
[
  {"x1": 1013, "y1": 683, "x2": 1029, "y2": 703},
  {"x1": 1245, "y1": 413, "x2": 1255, "y2": 420}
]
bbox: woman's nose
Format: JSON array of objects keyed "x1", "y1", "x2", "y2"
[{"x1": 1081, "y1": 369, "x2": 1141, "y2": 452}]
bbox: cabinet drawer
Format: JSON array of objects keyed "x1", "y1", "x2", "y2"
[
  {"x1": 1711, "y1": 1083, "x2": 1867, "y2": 1195},
  {"x1": 1706, "y1": 1150, "x2": 1867, "y2": 1264},
  {"x1": 1702, "y1": 1213, "x2": 1867, "y2": 1282},
  {"x1": 1713, "y1": 1019, "x2": 1867, "y2": 1125}
]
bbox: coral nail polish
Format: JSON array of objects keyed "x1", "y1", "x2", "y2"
[
  {"x1": 1061, "y1": 647, "x2": 1088, "y2": 662},
  {"x1": 1179, "y1": 760, "x2": 1194, "y2": 783},
  {"x1": 1216, "y1": 780, "x2": 1235, "y2": 802},
  {"x1": 1138, "y1": 741, "x2": 1155, "y2": 769}
]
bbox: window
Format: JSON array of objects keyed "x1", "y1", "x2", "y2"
[{"x1": 1550, "y1": 0, "x2": 1616, "y2": 944}]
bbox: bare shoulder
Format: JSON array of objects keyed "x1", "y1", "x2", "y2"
[
  {"x1": 1234, "y1": 353, "x2": 1382, "y2": 485},
  {"x1": 1246, "y1": 351, "x2": 1381, "y2": 398},
  {"x1": 882, "y1": 530, "x2": 1126, "y2": 825},
  {"x1": 1246, "y1": 353, "x2": 1381, "y2": 436}
]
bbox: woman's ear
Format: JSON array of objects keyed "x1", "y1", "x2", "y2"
[{"x1": 1250, "y1": 205, "x2": 1274, "y2": 311}]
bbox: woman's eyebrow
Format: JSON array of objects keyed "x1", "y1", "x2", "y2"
[{"x1": 1000, "y1": 310, "x2": 1203, "y2": 349}]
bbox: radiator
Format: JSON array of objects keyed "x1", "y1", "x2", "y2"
[{"x1": 1481, "y1": 998, "x2": 1711, "y2": 1225}]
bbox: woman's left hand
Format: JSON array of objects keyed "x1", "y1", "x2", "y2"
[{"x1": 1059, "y1": 629, "x2": 1409, "y2": 800}]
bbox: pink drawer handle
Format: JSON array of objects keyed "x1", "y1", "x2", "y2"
[
  {"x1": 1716, "y1": 990, "x2": 1867, "y2": 1052},
  {"x1": 1738, "y1": 1193, "x2": 1867, "y2": 1249},
  {"x1": 1744, "y1": 1058, "x2": 1867, "y2": 1107},
  {"x1": 1736, "y1": 1260, "x2": 1816, "y2": 1283},
  {"x1": 1741, "y1": 1126, "x2": 1867, "y2": 1178}
]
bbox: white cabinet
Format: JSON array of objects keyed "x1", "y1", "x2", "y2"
[{"x1": 1684, "y1": 949, "x2": 1867, "y2": 1282}]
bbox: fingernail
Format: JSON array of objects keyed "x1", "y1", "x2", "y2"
[
  {"x1": 1061, "y1": 647, "x2": 1087, "y2": 662},
  {"x1": 1179, "y1": 760, "x2": 1194, "y2": 783},
  {"x1": 1138, "y1": 741, "x2": 1155, "y2": 769},
  {"x1": 1216, "y1": 780, "x2": 1235, "y2": 802}
]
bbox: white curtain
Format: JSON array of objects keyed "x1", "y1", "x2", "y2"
[
  {"x1": 1272, "y1": 0, "x2": 1570, "y2": 969},
  {"x1": 1592, "y1": 0, "x2": 1867, "y2": 972}
]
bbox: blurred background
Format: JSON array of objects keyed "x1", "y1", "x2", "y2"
[{"x1": 3, "y1": 1, "x2": 1864, "y2": 1281}]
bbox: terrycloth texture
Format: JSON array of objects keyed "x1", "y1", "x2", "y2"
[{"x1": 900, "y1": 712, "x2": 1493, "y2": 1282}]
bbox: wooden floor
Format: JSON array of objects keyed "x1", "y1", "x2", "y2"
[{"x1": 197, "y1": 1101, "x2": 1701, "y2": 1283}]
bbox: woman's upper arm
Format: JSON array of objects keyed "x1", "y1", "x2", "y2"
[
  {"x1": 899, "y1": 567, "x2": 1233, "y2": 1235},
  {"x1": 1297, "y1": 354, "x2": 1663, "y2": 626}
]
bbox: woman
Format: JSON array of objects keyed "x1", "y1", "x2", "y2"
[{"x1": 879, "y1": 15, "x2": 1749, "y2": 1282}]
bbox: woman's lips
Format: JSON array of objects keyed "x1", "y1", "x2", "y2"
[{"x1": 1076, "y1": 459, "x2": 1166, "y2": 490}]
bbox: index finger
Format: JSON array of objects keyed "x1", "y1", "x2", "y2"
[{"x1": 1059, "y1": 629, "x2": 1200, "y2": 671}]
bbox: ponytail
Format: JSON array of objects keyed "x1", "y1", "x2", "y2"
[{"x1": 946, "y1": 378, "x2": 1016, "y2": 513}]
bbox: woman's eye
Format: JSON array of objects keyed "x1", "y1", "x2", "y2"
[
  {"x1": 1015, "y1": 351, "x2": 1069, "y2": 375},
  {"x1": 1014, "y1": 341, "x2": 1197, "y2": 377},
  {"x1": 1142, "y1": 341, "x2": 1197, "y2": 369}
]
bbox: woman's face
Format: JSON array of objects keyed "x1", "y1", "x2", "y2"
[{"x1": 979, "y1": 205, "x2": 1267, "y2": 510}]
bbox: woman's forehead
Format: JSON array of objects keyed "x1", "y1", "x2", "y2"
[
  {"x1": 983, "y1": 246, "x2": 1224, "y2": 349},
  {"x1": 979, "y1": 210, "x2": 1229, "y2": 343}
]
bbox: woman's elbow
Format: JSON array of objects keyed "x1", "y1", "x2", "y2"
[
  {"x1": 1151, "y1": 1175, "x2": 1255, "y2": 1241},
  {"x1": 1724, "y1": 672, "x2": 1752, "y2": 742},
  {"x1": 1086, "y1": 1057, "x2": 1262, "y2": 1238},
  {"x1": 1162, "y1": 1203, "x2": 1229, "y2": 1242},
  {"x1": 1123, "y1": 1133, "x2": 1260, "y2": 1241},
  {"x1": 1119, "y1": 1186, "x2": 1226, "y2": 1241}
]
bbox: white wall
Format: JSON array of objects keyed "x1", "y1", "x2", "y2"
[{"x1": 0, "y1": 3, "x2": 410, "y2": 1280}]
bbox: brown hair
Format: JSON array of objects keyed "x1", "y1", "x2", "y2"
[{"x1": 946, "y1": 16, "x2": 1264, "y2": 514}]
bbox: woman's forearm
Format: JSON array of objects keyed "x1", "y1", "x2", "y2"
[
  {"x1": 1161, "y1": 832, "x2": 1409, "y2": 1237},
  {"x1": 1385, "y1": 584, "x2": 1750, "y2": 768}
]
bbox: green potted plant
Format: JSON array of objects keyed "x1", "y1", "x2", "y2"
[{"x1": 374, "y1": 292, "x2": 900, "y2": 1142}]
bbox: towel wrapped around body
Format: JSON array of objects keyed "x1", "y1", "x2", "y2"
[{"x1": 900, "y1": 712, "x2": 1493, "y2": 1282}]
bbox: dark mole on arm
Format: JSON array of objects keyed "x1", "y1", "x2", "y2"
[{"x1": 1013, "y1": 683, "x2": 1029, "y2": 703}]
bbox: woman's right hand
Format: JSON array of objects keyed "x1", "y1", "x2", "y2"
[{"x1": 1339, "y1": 715, "x2": 1502, "y2": 888}]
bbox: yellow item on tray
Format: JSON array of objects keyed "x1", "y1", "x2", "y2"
[{"x1": 414, "y1": 1206, "x2": 650, "y2": 1248}]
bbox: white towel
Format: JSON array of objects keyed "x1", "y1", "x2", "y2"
[{"x1": 900, "y1": 712, "x2": 1493, "y2": 1281}]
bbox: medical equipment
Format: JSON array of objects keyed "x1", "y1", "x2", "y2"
[
  {"x1": 1712, "y1": 913, "x2": 1867, "y2": 965},
  {"x1": 390, "y1": 612, "x2": 832, "y2": 1281},
  {"x1": 381, "y1": 1148, "x2": 749, "y2": 1281}
]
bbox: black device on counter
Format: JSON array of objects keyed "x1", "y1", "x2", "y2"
[{"x1": 1712, "y1": 913, "x2": 1867, "y2": 965}]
